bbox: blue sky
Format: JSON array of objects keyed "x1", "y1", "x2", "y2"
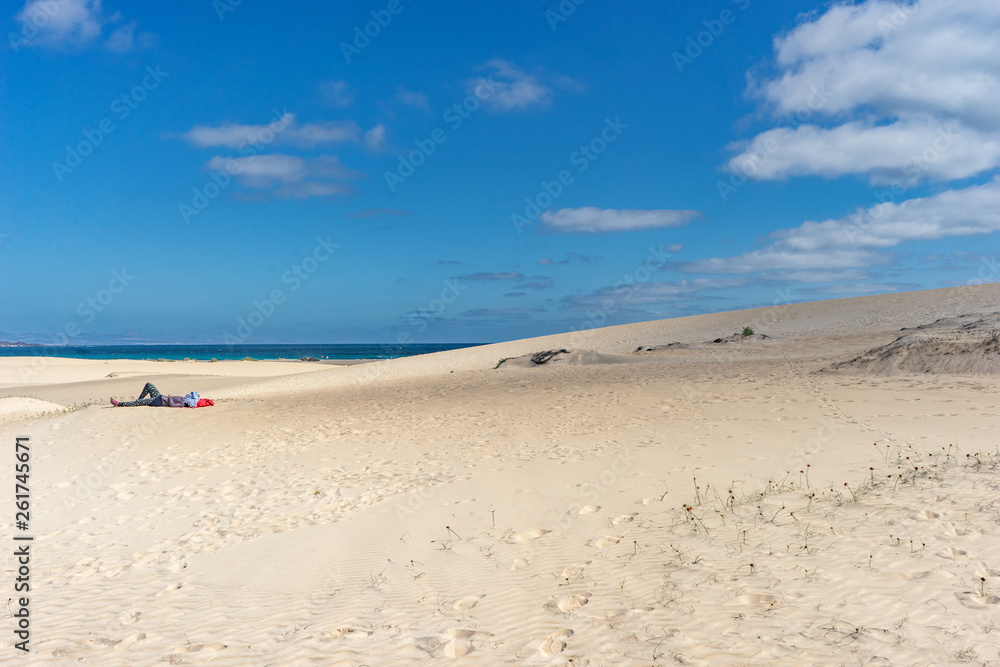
[{"x1": 2, "y1": 0, "x2": 999, "y2": 344}]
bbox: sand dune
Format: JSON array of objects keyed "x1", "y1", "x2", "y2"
[
  {"x1": 2, "y1": 284, "x2": 999, "y2": 665},
  {"x1": 0, "y1": 396, "x2": 64, "y2": 423},
  {"x1": 828, "y1": 312, "x2": 1000, "y2": 376}
]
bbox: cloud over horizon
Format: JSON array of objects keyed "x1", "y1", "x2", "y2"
[
  {"x1": 679, "y1": 178, "x2": 1000, "y2": 277},
  {"x1": 539, "y1": 207, "x2": 703, "y2": 233}
]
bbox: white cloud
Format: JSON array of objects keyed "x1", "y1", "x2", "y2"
[
  {"x1": 761, "y1": 0, "x2": 1000, "y2": 125},
  {"x1": 539, "y1": 207, "x2": 702, "y2": 233},
  {"x1": 473, "y1": 60, "x2": 553, "y2": 112},
  {"x1": 679, "y1": 178, "x2": 1000, "y2": 275},
  {"x1": 273, "y1": 182, "x2": 355, "y2": 199},
  {"x1": 104, "y1": 20, "x2": 135, "y2": 52},
  {"x1": 727, "y1": 119, "x2": 1000, "y2": 184},
  {"x1": 205, "y1": 154, "x2": 362, "y2": 198},
  {"x1": 289, "y1": 121, "x2": 359, "y2": 147},
  {"x1": 803, "y1": 282, "x2": 921, "y2": 296},
  {"x1": 181, "y1": 113, "x2": 358, "y2": 149},
  {"x1": 364, "y1": 124, "x2": 386, "y2": 151},
  {"x1": 183, "y1": 116, "x2": 292, "y2": 150},
  {"x1": 728, "y1": 0, "x2": 1000, "y2": 183},
  {"x1": 207, "y1": 154, "x2": 304, "y2": 187},
  {"x1": 564, "y1": 279, "x2": 745, "y2": 310},
  {"x1": 14, "y1": 0, "x2": 147, "y2": 51},
  {"x1": 319, "y1": 80, "x2": 353, "y2": 107},
  {"x1": 394, "y1": 87, "x2": 429, "y2": 110}
]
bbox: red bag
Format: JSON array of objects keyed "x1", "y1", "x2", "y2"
[{"x1": 193, "y1": 398, "x2": 214, "y2": 408}]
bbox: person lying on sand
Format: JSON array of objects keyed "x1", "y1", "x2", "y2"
[{"x1": 111, "y1": 382, "x2": 213, "y2": 408}]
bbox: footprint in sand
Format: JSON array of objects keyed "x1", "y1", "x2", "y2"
[
  {"x1": 119, "y1": 610, "x2": 141, "y2": 625},
  {"x1": 958, "y1": 592, "x2": 1000, "y2": 608},
  {"x1": 592, "y1": 536, "x2": 621, "y2": 548},
  {"x1": 915, "y1": 510, "x2": 940, "y2": 520},
  {"x1": 86, "y1": 637, "x2": 122, "y2": 647},
  {"x1": 937, "y1": 546, "x2": 969, "y2": 560},
  {"x1": 561, "y1": 561, "x2": 591, "y2": 580},
  {"x1": 612, "y1": 513, "x2": 638, "y2": 525},
  {"x1": 539, "y1": 629, "x2": 573, "y2": 657},
  {"x1": 444, "y1": 639, "x2": 472, "y2": 657},
  {"x1": 642, "y1": 496, "x2": 662, "y2": 505},
  {"x1": 578, "y1": 505, "x2": 600, "y2": 514},
  {"x1": 514, "y1": 529, "x2": 549, "y2": 542},
  {"x1": 557, "y1": 592, "x2": 591, "y2": 613},
  {"x1": 511, "y1": 558, "x2": 529, "y2": 570},
  {"x1": 453, "y1": 595, "x2": 484, "y2": 611},
  {"x1": 155, "y1": 583, "x2": 183, "y2": 596},
  {"x1": 940, "y1": 523, "x2": 981, "y2": 539},
  {"x1": 442, "y1": 629, "x2": 484, "y2": 658}
]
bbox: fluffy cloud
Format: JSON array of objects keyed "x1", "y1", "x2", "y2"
[
  {"x1": 319, "y1": 79, "x2": 353, "y2": 107},
  {"x1": 182, "y1": 113, "x2": 359, "y2": 149},
  {"x1": 394, "y1": 87, "x2": 429, "y2": 110},
  {"x1": 364, "y1": 124, "x2": 386, "y2": 151},
  {"x1": 726, "y1": 119, "x2": 1000, "y2": 184},
  {"x1": 539, "y1": 207, "x2": 702, "y2": 233},
  {"x1": 205, "y1": 154, "x2": 362, "y2": 199},
  {"x1": 13, "y1": 0, "x2": 148, "y2": 51},
  {"x1": 679, "y1": 178, "x2": 1000, "y2": 275},
  {"x1": 727, "y1": 0, "x2": 1000, "y2": 183},
  {"x1": 472, "y1": 60, "x2": 553, "y2": 112}
]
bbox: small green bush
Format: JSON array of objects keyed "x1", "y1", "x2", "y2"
[{"x1": 741, "y1": 327, "x2": 754, "y2": 336}]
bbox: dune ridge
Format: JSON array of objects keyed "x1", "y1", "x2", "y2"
[{"x1": 1, "y1": 284, "x2": 999, "y2": 665}]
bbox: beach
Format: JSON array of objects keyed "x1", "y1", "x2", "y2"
[{"x1": 2, "y1": 284, "x2": 999, "y2": 665}]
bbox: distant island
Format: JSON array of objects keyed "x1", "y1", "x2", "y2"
[{"x1": 0, "y1": 341, "x2": 42, "y2": 347}]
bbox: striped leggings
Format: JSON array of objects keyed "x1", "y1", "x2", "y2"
[{"x1": 116, "y1": 382, "x2": 162, "y2": 407}]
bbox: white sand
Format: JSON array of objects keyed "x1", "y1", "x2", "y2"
[
  {"x1": 2, "y1": 284, "x2": 999, "y2": 665},
  {"x1": 0, "y1": 397, "x2": 65, "y2": 423}
]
